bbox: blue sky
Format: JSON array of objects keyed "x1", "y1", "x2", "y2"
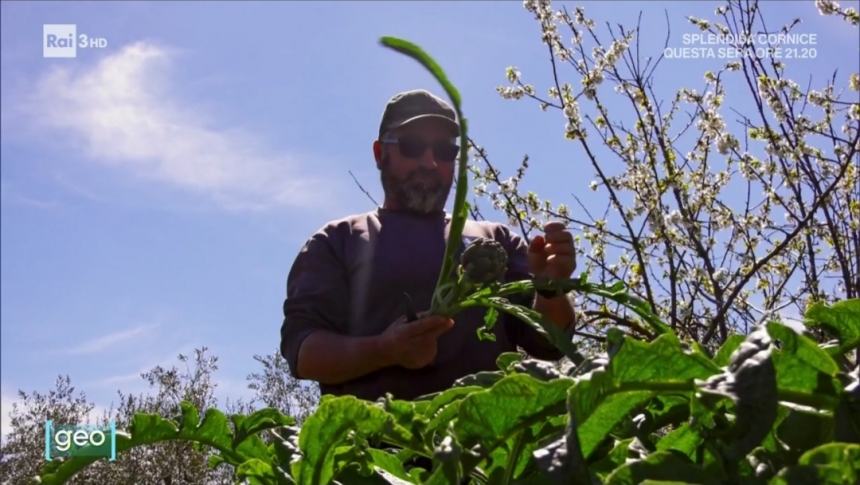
[{"x1": 2, "y1": 1, "x2": 857, "y2": 439}]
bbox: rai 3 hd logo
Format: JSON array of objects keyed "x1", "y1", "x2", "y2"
[{"x1": 43, "y1": 24, "x2": 108, "y2": 58}]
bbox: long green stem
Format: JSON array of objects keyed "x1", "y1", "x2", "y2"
[{"x1": 377, "y1": 36, "x2": 470, "y2": 316}]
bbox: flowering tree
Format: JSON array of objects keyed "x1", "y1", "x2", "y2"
[{"x1": 475, "y1": 0, "x2": 859, "y2": 347}]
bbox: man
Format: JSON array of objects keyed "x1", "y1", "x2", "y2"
[{"x1": 280, "y1": 89, "x2": 576, "y2": 401}]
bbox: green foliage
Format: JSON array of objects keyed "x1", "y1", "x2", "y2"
[{"x1": 35, "y1": 298, "x2": 860, "y2": 485}]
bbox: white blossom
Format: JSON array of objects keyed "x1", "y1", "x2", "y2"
[{"x1": 816, "y1": 0, "x2": 840, "y2": 16}]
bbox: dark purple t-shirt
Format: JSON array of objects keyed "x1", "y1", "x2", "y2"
[{"x1": 280, "y1": 207, "x2": 562, "y2": 401}]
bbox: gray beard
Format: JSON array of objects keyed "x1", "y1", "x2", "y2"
[{"x1": 380, "y1": 155, "x2": 451, "y2": 214}]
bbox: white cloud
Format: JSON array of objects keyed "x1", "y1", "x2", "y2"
[
  {"x1": 66, "y1": 323, "x2": 161, "y2": 355},
  {"x1": 87, "y1": 341, "x2": 198, "y2": 390},
  {"x1": 0, "y1": 180, "x2": 61, "y2": 209},
  {"x1": 26, "y1": 42, "x2": 324, "y2": 211}
]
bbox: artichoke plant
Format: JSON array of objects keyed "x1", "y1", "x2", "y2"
[{"x1": 460, "y1": 238, "x2": 508, "y2": 285}]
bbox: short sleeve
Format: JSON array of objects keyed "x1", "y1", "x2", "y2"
[
  {"x1": 497, "y1": 225, "x2": 565, "y2": 361},
  {"x1": 280, "y1": 230, "x2": 350, "y2": 378}
]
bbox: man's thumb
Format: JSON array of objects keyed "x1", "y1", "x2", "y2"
[{"x1": 528, "y1": 235, "x2": 545, "y2": 253}]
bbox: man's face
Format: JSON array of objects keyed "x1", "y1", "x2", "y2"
[{"x1": 378, "y1": 118, "x2": 457, "y2": 214}]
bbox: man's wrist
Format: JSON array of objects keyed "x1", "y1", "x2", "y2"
[
  {"x1": 371, "y1": 334, "x2": 395, "y2": 369},
  {"x1": 536, "y1": 287, "x2": 563, "y2": 299}
]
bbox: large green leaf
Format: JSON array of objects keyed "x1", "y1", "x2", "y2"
[
  {"x1": 804, "y1": 299, "x2": 860, "y2": 355},
  {"x1": 572, "y1": 333, "x2": 720, "y2": 458},
  {"x1": 576, "y1": 389, "x2": 651, "y2": 458},
  {"x1": 766, "y1": 322, "x2": 841, "y2": 397},
  {"x1": 454, "y1": 374, "x2": 572, "y2": 452},
  {"x1": 292, "y1": 395, "x2": 391, "y2": 485},
  {"x1": 424, "y1": 386, "x2": 483, "y2": 436},
  {"x1": 609, "y1": 333, "x2": 720, "y2": 383}
]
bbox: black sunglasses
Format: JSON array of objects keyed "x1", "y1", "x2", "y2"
[{"x1": 381, "y1": 135, "x2": 460, "y2": 163}]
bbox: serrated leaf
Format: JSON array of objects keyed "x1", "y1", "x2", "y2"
[
  {"x1": 572, "y1": 333, "x2": 720, "y2": 458},
  {"x1": 454, "y1": 374, "x2": 571, "y2": 452},
  {"x1": 292, "y1": 395, "x2": 391, "y2": 485},
  {"x1": 610, "y1": 333, "x2": 721, "y2": 383},
  {"x1": 766, "y1": 322, "x2": 841, "y2": 398}
]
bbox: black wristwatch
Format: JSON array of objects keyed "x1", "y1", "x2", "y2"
[{"x1": 536, "y1": 287, "x2": 564, "y2": 299}]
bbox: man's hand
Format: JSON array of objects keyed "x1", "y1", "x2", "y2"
[
  {"x1": 378, "y1": 311, "x2": 454, "y2": 369},
  {"x1": 527, "y1": 221, "x2": 576, "y2": 280}
]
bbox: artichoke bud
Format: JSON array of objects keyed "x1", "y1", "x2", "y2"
[{"x1": 460, "y1": 238, "x2": 508, "y2": 285}]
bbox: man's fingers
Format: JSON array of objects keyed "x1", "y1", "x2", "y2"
[
  {"x1": 406, "y1": 316, "x2": 454, "y2": 337},
  {"x1": 543, "y1": 221, "x2": 567, "y2": 233},
  {"x1": 427, "y1": 318, "x2": 455, "y2": 338},
  {"x1": 544, "y1": 232, "x2": 572, "y2": 245},
  {"x1": 528, "y1": 235, "x2": 546, "y2": 253}
]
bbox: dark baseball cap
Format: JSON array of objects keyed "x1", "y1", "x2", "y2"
[{"x1": 378, "y1": 89, "x2": 460, "y2": 139}]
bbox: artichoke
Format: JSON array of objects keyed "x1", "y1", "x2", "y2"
[{"x1": 460, "y1": 238, "x2": 508, "y2": 285}]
